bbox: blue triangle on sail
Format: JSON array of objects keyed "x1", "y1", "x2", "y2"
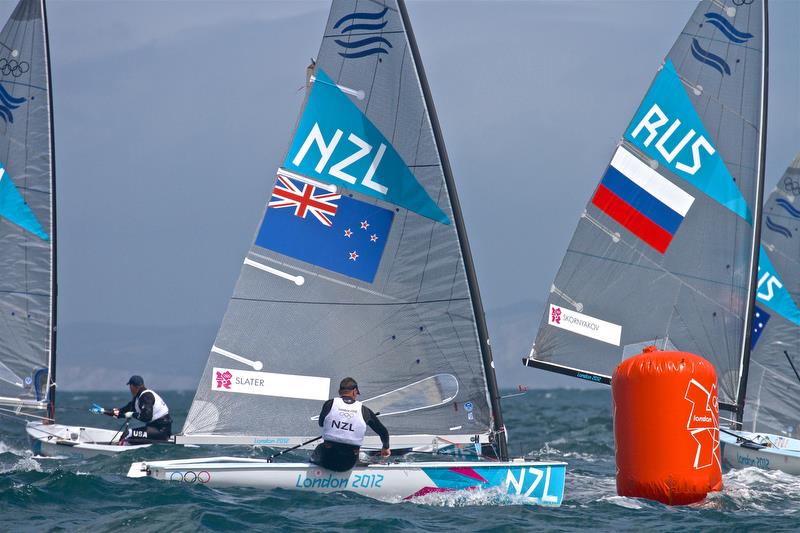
[
  {"x1": 283, "y1": 68, "x2": 450, "y2": 225},
  {"x1": 624, "y1": 59, "x2": 752, "y2": 223},
  {"x1": 0, "y1": 165, "x2": 48, "y2": 240},
  {"x1": 756, "y1": 245, "x2": 800, "y2": 326}
]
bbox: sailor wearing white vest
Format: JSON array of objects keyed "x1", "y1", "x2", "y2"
[
  {"x1": 106, "y1": 375, "x2": 172, "y2": 444},
  {"x1": 311, "y1": 377, "x2": 390, "y2": 472}
]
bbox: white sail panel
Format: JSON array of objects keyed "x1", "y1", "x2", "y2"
[
  {"x1": 525, "y1": 0, "x2": 767, "y2": 412},
  {"x1": 0, "y1": 0, "x2": 55, "y2": 412},
  {"x1": 182, "y1": 0, "x2": 506, "y2": 454}
]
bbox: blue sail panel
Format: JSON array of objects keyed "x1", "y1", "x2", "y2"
[
  {"x1": 283, "y1": 68, "x2": 449, "y2": 225},
  {"x1": 0, "y1": 165, "x2": 47, "y2": 240}
]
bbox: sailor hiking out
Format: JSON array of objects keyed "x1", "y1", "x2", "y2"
[
  {"x1": 311, "y1": 377, "x2": 390, "y2": 472},
  {"x1": 106, "y1": 375, "x2": 172, "y2": 444}
]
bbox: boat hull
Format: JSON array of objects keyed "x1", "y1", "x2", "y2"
[
  {"x1": 720, "y1": 430, "x2": 800, "y2": 475},
  {"x1": 128, "y1": 457, "x2": 566, "y2": 505},
  {"x1": 26, "y1": 421, "x2": 151, "y2": 457}
]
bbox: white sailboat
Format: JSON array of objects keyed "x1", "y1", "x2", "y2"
[
  {"x1": 128, "y1": 0, "x2": 565, "y2": 505},
  {"x1": 720, "y1": 153, "x2": 800, "y2": 474},
  {"x1": 0, "y1": 0, "x2": 150, "y2": 457},
  {"x1": 522, "y1": 0, "x2": 768, "y2": 477}
]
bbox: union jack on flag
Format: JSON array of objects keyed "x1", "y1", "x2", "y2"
[{"x1": 268, "y1": 174, "x2": 341, "y2": 226}]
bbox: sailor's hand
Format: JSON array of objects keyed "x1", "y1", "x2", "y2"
[
  {"x1": 112, "y1": 408, "x2": 120, "y2": 418},
  {"x1": 124, "y1": 411, "x2": 134, "y2": 419},
  {"x1": 380, "y1": 447, "x2": 391, "y2": 458}
]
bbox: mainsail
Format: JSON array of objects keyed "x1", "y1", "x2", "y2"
[
  {"x1": 0, "y1": 0, "x2": 56, "y2": 415},
  {"x1": 523, "y1": 0, "x2": 768, "y2": 417},
  {"x1": 182, "y1": 0, "x2": 506, "y2": 457},
  {"x1": 743, "y1": 154, "x2": 800, "y2": 436}
]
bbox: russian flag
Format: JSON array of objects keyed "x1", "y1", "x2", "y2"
[{"x1": 592, "y1": 146, "x2": 695, "y2": 253}]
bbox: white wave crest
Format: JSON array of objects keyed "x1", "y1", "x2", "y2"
[
  {"x1": 398, "y1": 486, "x2": 547, "y2": 507},
  {"x1": 0, "y1": 440, "x2": 28, "y2": 457},
  {"x1": 0, "y1": 456, "x2": 41, "y2": 474}
]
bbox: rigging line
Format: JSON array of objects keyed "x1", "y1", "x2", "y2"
[
  {"x1": 567, "y1": 246, "x2": 747, "y2": 316},
  {"x1": 749, "y1": 358, "x2": 800, "y2": 389},
  {"x1": 784, "y1": 351, "x2": 800, "y2": 385},
  {"x1": 718, "y1": 426, "x2": 773, "y2": 449},
  {"x1": 673, "y1": 60, "x2": 760, "y2": 130},
  {"x1": 679, "y1": 31, "x2": 763, "y2": 54},
  {"x1": 322, "y1": 30, "x2": 404, "y2": 39},
  {"x1": 0, "y1": 405, "x2": 51, "y2": 422},
  {"x1": 389, "y1": 43, "x2": 407, "y2": 145},
  {"x1": 231, "y1": 296, "x2": 469, "y2": 306}
]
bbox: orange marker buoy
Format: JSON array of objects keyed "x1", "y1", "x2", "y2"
[{"x1": 612, "y1": 347, "x2": 722, "y2": 505}]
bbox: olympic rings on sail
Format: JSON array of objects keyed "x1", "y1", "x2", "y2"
[
  {"x1": 782, "y1": 176, "x2": 800, "y2": 195},
  {"x1": 0, "y1": 58, "x2": 29, "y2": 78},
  {"x1": 732, "y1": 0, "x2": 753, "y2": 5}
]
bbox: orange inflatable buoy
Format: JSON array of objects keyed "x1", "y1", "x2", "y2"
[{"x1": 612, "y1": 347, "x2": 722, "y2": 505}]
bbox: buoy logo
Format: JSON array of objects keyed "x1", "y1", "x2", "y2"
[{"x1": 684, "y1": 379, "x2": 720, "y2": 470}]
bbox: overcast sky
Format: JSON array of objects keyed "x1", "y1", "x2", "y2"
[{"x1": 1, "y1": 0, "x2": 795, "y2": 390}]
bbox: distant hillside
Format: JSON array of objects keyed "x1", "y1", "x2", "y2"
[
  {"x1": 484, "y1": 299, "x2": 588, "y2": 389},
  {"x1": 56, "y1": 322, "x2": 216, "y2": 391},
  {"x1": 56, "y1": 301, "x2": 593, "y2": 392}
]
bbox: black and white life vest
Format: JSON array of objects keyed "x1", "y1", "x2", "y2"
[
  {"x1": 322, "y1": 397, "x2": 367, "y2": 446},
  {"x1": 136, "y1": 389, "x2": 169, "y2": 421}
]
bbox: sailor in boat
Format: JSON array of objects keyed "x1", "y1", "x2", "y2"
[
  {"x1": 311, "y1": 377, "x2": 390, "y2": 472},
  {"x1": 105, "y1": 375, "x2": 172, "y2": 444}
]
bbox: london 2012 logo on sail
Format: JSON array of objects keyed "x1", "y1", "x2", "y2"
[
  {"x1": 333, "y1": 6, "x2": 392, "y2": 59},
  {"x1": 215, "y1": 370, "x2": 233, "y2": 389}
]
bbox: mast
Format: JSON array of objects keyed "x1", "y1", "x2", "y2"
[
  {"x1": 734, "y1": 0, "x2": 769, "y2": 426},
  {"x1": 41, "y1": 0, "x2": 57, "y2": 422},
  {"x1": 397, "y1": 0, "x2": 508, "y2": 460}
]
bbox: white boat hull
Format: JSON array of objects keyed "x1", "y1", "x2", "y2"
[
  {"x1": 128, "y1": 456, "x2": 566, "y2": 505},
  {"x1": 720, "y1": 430, "x2": 800, "y2": 475},
  {"x1": 26, "y1": 421, "x2": 151, "y2": 457}
]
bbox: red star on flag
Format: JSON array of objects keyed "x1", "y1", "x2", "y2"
[
  {"x1": 349, "y1": 251, "x2": 359, "y2": 261},
  {"x1": 344, "y1": 228, "x2": 353, "y2": 238},
  {"x1": 370, "y1": 234, "x2": 378, "y2": 242},
  {"x1": 360, "y1": 220, "x2": 369, "y2": 230}
]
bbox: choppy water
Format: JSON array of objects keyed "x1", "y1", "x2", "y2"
[{"x1": 1, "y1": 389, "x2": 797, "y2": 531}]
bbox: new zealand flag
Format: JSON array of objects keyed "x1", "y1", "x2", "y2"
[{"x1": 256, "y1": 175, "x2": 394, "y2": 283}]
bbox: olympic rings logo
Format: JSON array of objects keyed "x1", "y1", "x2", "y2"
[
  {"x1": 0, "y1": 58, "x2": 29, "y2": 78},
  {"x1": 783, "y1": 176, "x2": 800, "y2": 195},
  {"x1": 732, "y1": 0, "x2": 753, "y2": 5},
  {"x1": 169, "y1": 470, "x2": 211, "y2": 484}
]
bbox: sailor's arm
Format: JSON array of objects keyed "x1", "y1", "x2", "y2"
[
  {"x1": 317, "y1": 399, "x2": 333, "y2": 427},
  {"x1": 136, "y1": 392, "x2": 155, "y2": 422},
  {"x1": 363, "y1": 406, "x2": 390, "y2": 450},
  {"x1": 110, "y1": 400, "x2": 135, "y2": 418}
]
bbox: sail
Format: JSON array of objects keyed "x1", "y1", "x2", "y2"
[
  {"x1": 524, "y1": 0, "x2": 767, "y2": 412},
  {"x1": 0, "y1": 0, "x2": 55, "y2": 412},
  {"x1": 743, "y1": 154, "x2": 800, "y2": 435},
  {"x1": 181, "y1": 0, "x2": 505, "y2": 453}
]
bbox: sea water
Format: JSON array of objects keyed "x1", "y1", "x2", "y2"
[{"x1": 0, "y1": 389, "x2": 795, "y2": 531}]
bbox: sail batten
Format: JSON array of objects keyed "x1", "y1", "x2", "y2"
[{"x1": 182, "y1": 0, "x2": 505, "y2": 453}]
